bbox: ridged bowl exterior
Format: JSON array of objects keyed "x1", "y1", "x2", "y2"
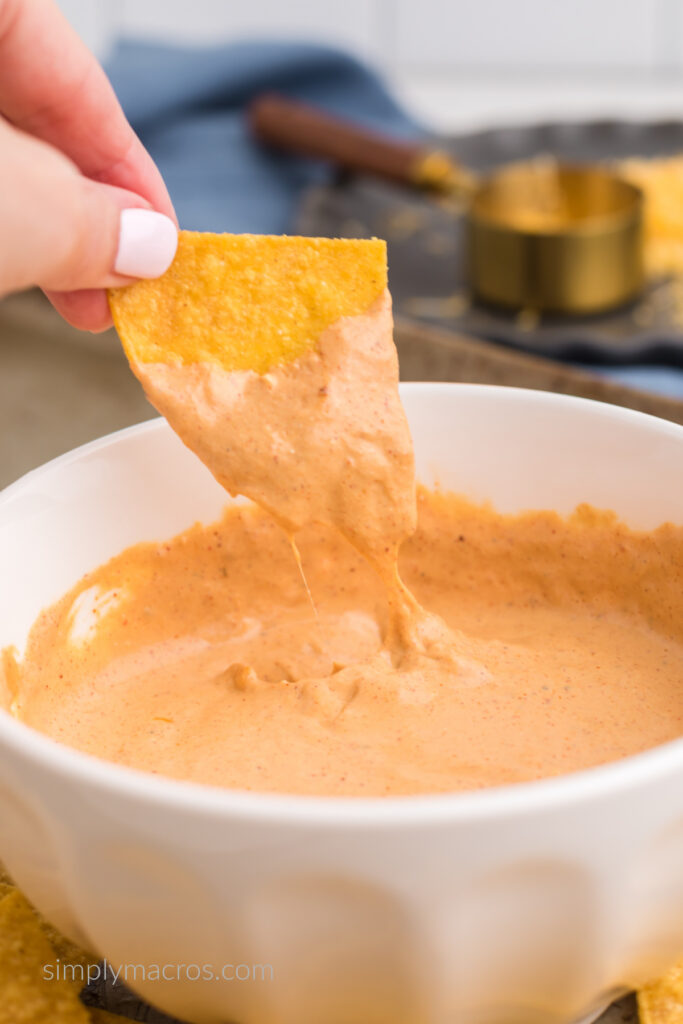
[{"x1": 1, "y1": 385, "x2": 682, "y2": 1024}]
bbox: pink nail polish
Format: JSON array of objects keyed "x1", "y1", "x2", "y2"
[{"x1": 115, "y1": 209, "x2": 178, "y2": 279}]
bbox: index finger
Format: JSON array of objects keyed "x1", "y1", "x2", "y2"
[{"x1": 0, "y1": 0, "x2": 175, "y2": 220}]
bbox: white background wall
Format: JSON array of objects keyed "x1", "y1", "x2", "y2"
[{"x1": 57, "y1": 0, "x2": 683, "y2": 131}]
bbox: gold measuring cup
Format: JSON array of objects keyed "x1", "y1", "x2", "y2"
[{"x1": 249, "y1": 94, "x2": 644, "y2": 315}]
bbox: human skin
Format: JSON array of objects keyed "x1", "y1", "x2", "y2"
[{"x1": 0, "y1": 0, "x2": 177, "y2": 331}]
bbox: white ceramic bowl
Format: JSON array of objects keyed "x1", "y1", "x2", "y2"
[{"x1": 1, "y1": 384, "x2": 683, "y2": 1024}]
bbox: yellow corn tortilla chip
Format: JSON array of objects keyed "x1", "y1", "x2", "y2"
[
  {"x1": 639, "y1": 960, "x2": 683, "y2": 1023},
  {"x1": 39, "y1": 919, "x2": 98, "y2": 979},
  {"x1": 0, "y1": 889, "x2": 90, "y2": 1023},
  {"x1": 0, "y1": 861, "x2": 97, "y2": 980},
  {"x1": 0, "y1": 867, "x2": 109, "y2": 1020},
  {"x1": 0, "y1": 859, "x2": 14, "y2": 896},
  {"x1": 109, "y1": 231, "x2": 387, "y2": 374}
]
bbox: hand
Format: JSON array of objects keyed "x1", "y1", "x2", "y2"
[{"x1": 0, "y1": 0, "x2": 178, "y2": 331}]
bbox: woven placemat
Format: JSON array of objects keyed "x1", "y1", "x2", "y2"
[{"x1": 394, "y1": 315, "x2": 683, "y2": 424}]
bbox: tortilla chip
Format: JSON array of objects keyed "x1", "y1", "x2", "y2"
[
  {"x1": 109, "y1": 232, "x2": 387, "y2": 374},
  {"x1": 0, "y1": 889, "x2": 90, "y2": 1023},
  {"x1": 639, "y1": 960, "x2": 683, "y2": 1023},
  {"x1": 0, "y1": 863, "x2": 96, "y2": 969},
  {"x1": 0, "y1": 860, "x2": 14, "y2": 897},
  {"x1": 0, "y1": 869, "x2": 96, "y2": 986},
  {"x1": 39, "y1": 919, "x2": 98, "y2": 978}
]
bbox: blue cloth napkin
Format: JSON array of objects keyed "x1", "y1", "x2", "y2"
[
  {"x1": 106, "y1": 40, "x2": 683, "y2": 400},
  {"x1": 106, "y1": 40, "x2": 422, "y2": 235}
]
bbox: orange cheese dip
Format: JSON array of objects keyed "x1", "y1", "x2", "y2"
[
  {"x1": 8, "y1": 491, "x2": 683, "y2": 796},
  {"x1": 6, "y1": 290, "x2": 683, "y2": 795}
]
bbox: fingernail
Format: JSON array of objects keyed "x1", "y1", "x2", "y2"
[{"x1": 115, "y1": 209, "x2": 178, "y2": 279}]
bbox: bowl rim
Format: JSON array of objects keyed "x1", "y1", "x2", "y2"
[{"x1": 1, "y1": 381, "x2": 683, "y2": 829}]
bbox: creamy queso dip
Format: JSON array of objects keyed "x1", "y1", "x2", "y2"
[{"x1": 4, "y1": 292, "x2": 683, "y2": 795}]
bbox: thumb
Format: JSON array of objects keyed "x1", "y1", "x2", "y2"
[{"x1": 0, "y1": 120, "x2": 177, "y2": 296}]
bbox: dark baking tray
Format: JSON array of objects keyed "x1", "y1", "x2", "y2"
[{"x1": 296, "y1": 119, "x2": 683, "y2": 365}]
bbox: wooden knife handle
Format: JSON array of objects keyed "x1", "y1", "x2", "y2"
[{"x1": 249, "y1": 93, "x2": 428, "y2": 188}]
